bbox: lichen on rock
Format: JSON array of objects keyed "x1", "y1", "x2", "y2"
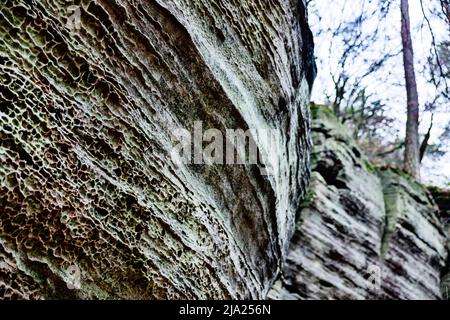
[{"x1": 0, "y1": 0, "x2": 314, "y2": 299}]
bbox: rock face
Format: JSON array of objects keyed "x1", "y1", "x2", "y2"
[
  {"x1": 269, "y1": 105, "x2": 448, "y2": 300},
  {"x1": 429, "y1": 188, "x2": 450, "y2": 299},
  {"x1": 0, "y1": 1, "x2": 314, "y2": 299}
]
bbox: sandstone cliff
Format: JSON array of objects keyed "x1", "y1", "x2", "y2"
[
  {"x1": 1, "y1": 1, "x2": 448, "y2": 301},
  {"x1": 269, "y1": 104, "x2": 449, "y2": 300},
  {"x1": 0, "y1": 0, "x2": 314, "y2": 299},
  {"x1": 430, "y1": 187, "x2": 450, "y2": 299}
]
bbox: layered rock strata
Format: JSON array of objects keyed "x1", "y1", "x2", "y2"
[
  {"x1": 0, "y1": 0, "x2": 315, "y2": 299},
  {"x1": 269, "y1": 105, "x2": 448, "y2": 300}
]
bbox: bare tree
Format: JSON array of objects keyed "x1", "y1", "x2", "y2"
[
  {"x1": 401, "y1": 0, "x2": 420, "y2": 178},
  {"x1": 308, "y1": 0, "x2": 449, "y2": 183}
]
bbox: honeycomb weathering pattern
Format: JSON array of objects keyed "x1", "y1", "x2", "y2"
[{"x1": 0, "y1": 0, "x2": 314, "y2": 299}]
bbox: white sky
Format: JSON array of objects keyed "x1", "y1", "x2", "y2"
[{"x1": 309, "y1": 0, "x2": 450, "y2": 186}]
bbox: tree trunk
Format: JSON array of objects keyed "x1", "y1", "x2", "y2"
[
  {"x1": 419, "y1": 114, "x2": 434, "y2": 163},
  {"x1": 401, "y1": 0, "x2": 420, "y2": 178}
]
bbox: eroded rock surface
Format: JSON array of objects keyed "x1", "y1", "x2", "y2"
[
  {"x1": 0, "y1": 0, "x2": 314, "y2": 299},
  {"x1": 269, "y1": 105, "x2": 448, "y2": 300},
  {"x1": 429, "y1": 187, "x2": 450, "y2": 299}
]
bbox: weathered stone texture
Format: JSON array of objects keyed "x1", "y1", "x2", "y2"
[
  {"x1": 430, "y1": 188, "x2": 450, "y2": 299},
  {"x1": 269, "y1": 105, "x2": 448, "y2": 300},
  {"x1": 0, "y1": 0, "x2": 314, "y2": 299}
]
